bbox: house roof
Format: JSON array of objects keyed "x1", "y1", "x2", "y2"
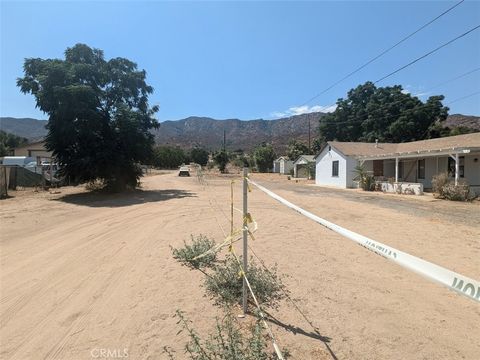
[
  {"x1": 14, "y1": 140, "x2": 46, "y2": 151},
  {"x1": 275, "y1": 156, "x2": 290, "y2": 162},
  {"x1": 318, "y1": 133, "x2": 480, "y2": 159},
  {"x1": 293, "y1": 155, "x2": 315, "y2": 164},
  {"x1": 329, "y1": 142, "x2": 397, "y2": 157}
]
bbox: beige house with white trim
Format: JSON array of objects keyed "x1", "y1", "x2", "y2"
[
  {"x1": 13, "y1": 141, "x2": 52, "y2": 158},
  {"x1": 314, "y1": 133, "x2": 480, "y2": 194}
]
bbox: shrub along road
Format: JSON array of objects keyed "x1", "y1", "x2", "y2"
[{"x1": 0, "y1": 171, "x2": 478, "y2": 359}]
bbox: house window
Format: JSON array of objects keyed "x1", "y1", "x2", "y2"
[
  {"x1": 332, "y1": 160, "x2": 339, "y2": 177},
  {"x1": 448, "y1": 156, "x2": 464, "y2": 178},
  {"x1": 418, "y1": 159, "x2": 425, "y2": 179},
  {"x1": 373, "y1": 160, "x2": 383, "y2": 177}
]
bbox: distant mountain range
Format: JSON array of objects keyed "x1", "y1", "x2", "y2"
[
  {"x1": 1, "y1": 113, "x2": 479, "y2": 152},
  {"x1": 0, "y1": 113, "x2": 325, "y2": 152}
]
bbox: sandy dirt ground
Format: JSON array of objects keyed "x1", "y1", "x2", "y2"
[{"x1": 1, "y1": 171, "x2": 479, "y2": 360}]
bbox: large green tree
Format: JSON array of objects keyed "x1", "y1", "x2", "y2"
[
  {"x1": 253, "y1": 143, "x2": 276, "y2": 172},
  {"x1": 214, "y1": 150, "x2": 229, "y2": 173},
  {"x1": 317, "y1": 82, "x2": 449, "y2": 143},
  {"x1": 286, "y1": 139, "x2": 310, "y2": 160},
  {"x1": 17, "y1": 44, "x2": 159, "y2": 191},
  {"x1": 0, "y1": 131, "x2": 28, "y2": 157},
  {"x1": 152, "y1": 146, "x2": 188, "y2": 169},
  {"x1": 189, "y1": 147, "x2": 209, "y2": 166}
]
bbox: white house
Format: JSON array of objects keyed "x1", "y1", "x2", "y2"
[
  {"x1": 273, "y1": 156, "x2": 293, "y2": 174},
  {"x1": 293, "y1": 155, "x2": 315, "y2": 178},
  {"x1": 314, "y1": 133, "x2": 480, "y2": 194}
]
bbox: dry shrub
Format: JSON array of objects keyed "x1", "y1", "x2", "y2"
[
  {"x1": 164, "y1": 310, "x2": 290, "y2": 360},
  {"x1": 170, "y1": 235, "x2": 292, "y2": 358},
  {"x1": 85, "y1": 179, "x2": 105, "y2": 191},
  {"x1": 204, "y1": 255, "x2": 288, "y2": 310},
  {"x1": 441, "y1": 183, "x2": 473, "y2": 201},
  {"x1": 432, "y1": 172, "x2": 475, "y2": 201},
  {"x1": 171, "y1": 235, "x2": 218, "y2": 270}
]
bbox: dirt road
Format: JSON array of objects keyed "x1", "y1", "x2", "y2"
[{"x1": 1, "y1": 172, "x2": 479, "y2": 359}]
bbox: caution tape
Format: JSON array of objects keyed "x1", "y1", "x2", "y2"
[{"x1": 247, "y1": 179, "x2": 480, "y2": 303}]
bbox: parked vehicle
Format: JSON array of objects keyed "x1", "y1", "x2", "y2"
[
  {"x1": 178, "y1": 166, "x2": 190, "y2": 177},
  {"x1": 1, "y1": 156, "x2": 36, "y2": 166}
]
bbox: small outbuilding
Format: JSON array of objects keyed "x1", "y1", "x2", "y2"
[
  {"x1": 293, "y1": 155, "x2": 315, "y2": 178},
  {"x1": 273, "y1": 156, "x2": 294, "y2": 175}
]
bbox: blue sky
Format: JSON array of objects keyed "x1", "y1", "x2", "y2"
[{"x1": 1, "y1": 0, "x2": 479, "y2": 121}]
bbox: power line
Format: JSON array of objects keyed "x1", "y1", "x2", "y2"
[
  {"x1": 424, "y1": 66, "x2": 480, "y2": 92},
  {"x1": 320, "y1": 66, "x2": 480, "y2": 117},
  {"x1": 300, "y1": 0, "x2": 465, "y2": 106},
  {"x1": 374, "y1": 24, "x2": 480, "y2": 84},
  {"x1": 446, "y1": 90, "x2": 480, "y2": 105},
  {"x1": 315, "y1": 89, "x2": 480, "y2": 128}
]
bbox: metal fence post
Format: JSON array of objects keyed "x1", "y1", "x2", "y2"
[{"x1": 242, "y1": 167, "x2": 248, "y2": 315}]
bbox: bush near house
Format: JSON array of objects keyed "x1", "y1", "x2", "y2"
[
  {"x1": 432, "y1": 172, "x2": 475, "y2": 201},
  {"x1": 353, "y1": 165, "x2": 375, "y2": 191}
]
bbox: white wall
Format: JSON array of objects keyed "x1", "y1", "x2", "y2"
[
  {"x1": 280, "y1": 160, "x2": 293, "y2": 174},
  {"x1": 464, "y1": 154, "x2": 480, "y2": 188},
  {"x1": 273, "y1": 161, "x2": 280, "y2": 173},
  {"x1": 346, "y1": 156, "x2": 359, "y2": 187},
  {"x1": 315, "y1": 146, "x2": 352, "y2": 188}
]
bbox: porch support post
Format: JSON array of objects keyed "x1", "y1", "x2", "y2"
[
  {"x1": 455, "y1": 153, "x2": 459, "y2": 186},
  {"x1": 395, "y1": 157, "x2": 399, "y2": 183}
]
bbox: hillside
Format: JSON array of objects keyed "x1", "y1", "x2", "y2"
[
  {"x1": 1, "y1": 112, "x2": 478, "y2": 152},
  {"x1": 0, "y1": 117, "x2": 47, "y2": 140},
  {"x1": 0, "y1": 113, "x2": 325, "y2": 152},
  {"x1": 443, "y1": 114, "x2": 480, "y2": 131},
  {"x1": 152, "y1": 112, "x2": 324, "y2": 152}
]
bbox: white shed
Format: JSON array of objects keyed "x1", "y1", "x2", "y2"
[
  {"x1": 273, "y1": 156, "x2": 293, "y2": 175},
  {"x1": 293, "y1": 155, "x2": 315, "y2": 178}
]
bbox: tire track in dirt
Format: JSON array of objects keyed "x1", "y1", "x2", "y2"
[{"x1": 1, "y1": 179, "x2": 210, "y2": 359}]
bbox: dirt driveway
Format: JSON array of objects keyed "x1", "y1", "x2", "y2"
[{"x1": 1, "y1": 172, "x2": 479, "y2": 360}]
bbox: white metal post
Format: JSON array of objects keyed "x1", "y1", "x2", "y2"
[
  {"x1": 455, "y1": 153, "x2": 459, "y2": 186},
  {"x1": 395, "y1": 157, "x2": 399, "y2": 183},
  {"x1": 242, "y1": 167, "x2": 248, "y2": 315}
]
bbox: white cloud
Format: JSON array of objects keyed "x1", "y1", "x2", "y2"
[
  {"x1": 270, "y1": 104, "x2": 337, "y2": 118},
  {"x1": 413, "y1": 91, "x2": 431, "y2": 98},
  {"x1": 402, "y1": 85, "x2": 431, "y2": 98}
]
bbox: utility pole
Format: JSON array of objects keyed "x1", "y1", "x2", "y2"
[
  {"x1": 223, "y1": 130, "x2": 226, "y2": 153},
  {"x1": 308, "y1": 119, "x2": 311, "y2": 153}
]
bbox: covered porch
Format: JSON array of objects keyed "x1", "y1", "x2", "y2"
[{"x1": 358, "y1": 148, "x2": 480, "y2": 195}]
